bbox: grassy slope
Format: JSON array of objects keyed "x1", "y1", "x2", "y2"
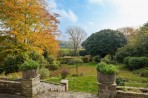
[
  {"x1": 117, "y1": 64, "x2": 148, "y2": 88},
  {"x1": 47, "y1": 63, "x2": 148, "y2": 94}
]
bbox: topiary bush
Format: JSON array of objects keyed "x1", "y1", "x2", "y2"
[
  {"x1": 96, "y1": 62, "x2": 118, "y2": 75},
  {"x1": 39, "y1": 68, "x2": 50, "y2": 79},
  {"x1": 70, "y1": 58, "x2": 83, "y2": 76},
  {"x1": 19, "y1": 60, "x2": 39, "y2": 71}
]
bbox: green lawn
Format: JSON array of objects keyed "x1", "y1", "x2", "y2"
[{"x1": 46, "y1": 62, "x2": 148, "y2": 94}]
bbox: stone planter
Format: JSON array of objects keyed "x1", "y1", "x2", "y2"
[
  {"x1": 97, "y1": 71, "x2": 116, "y2": 84},
  {"x1": 22, "y1": 69, "x2": 38, "y2": 79},
  {"x1": 97, "y1": 71, "x2": 117, "y2": 98}
]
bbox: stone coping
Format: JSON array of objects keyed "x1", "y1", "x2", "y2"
[
  {"x1": 117, "y1": 86, "x2": 148, "y2": 93},
  {"x1": 0, "y1": 79, "x2": 21, "y2": 83}
]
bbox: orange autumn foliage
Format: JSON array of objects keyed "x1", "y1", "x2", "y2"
[{"x1": 0, "y1": 0, "x2": 59, "y2": 55}]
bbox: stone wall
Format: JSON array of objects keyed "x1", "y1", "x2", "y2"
[
  {"x1": 116, "y1": 86, "x2": 148, "y2": 98},
  {"x1": 0, "y1": 80, "x2": 21, "y2": 95},
  {"x1": 0, "y1": 79, "x2": 68, "y2": 97}
]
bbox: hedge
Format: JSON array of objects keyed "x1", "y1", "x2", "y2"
[{"x1": 123, "y1": 57, "x2": 148, "y2": 70}]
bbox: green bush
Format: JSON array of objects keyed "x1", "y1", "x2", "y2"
[
  {"x1": 67, "y1": 59, "x2": 75, "y2": 65},
  {"x1": 116, "y1": 77, "x2": 125, "y2": 86},
  {"x1": 67, "y1": 57, "x2": 84, "y2": 65},
  {"x1": 70, "y1": 58, "x2": 83, "y2": 65},
  {"x1": 129, "y1": 57, "x2": 142, "y2": 70},
  {"x1": 140, "y1": 57, "x2": 148, "y2": 67},
  {"x1": 115, "y1": 45, "x2": 135, "y2": 63},
  {"x1": 123, "y1": 57, "x2": 131, "y2": 67},
  {"x1": 0, "y1": 67, "x2": 4, "y2": 74},
  {"x1": 61, "y1": 69, "x2": 70, "y2": 79},
  {"x1": 2, "y1": 51, "x2": 47, "y2": 74},
  {"x1": 101, "y1": 55, "x2": 116, "y2": 64},
  {"x1": 3, "y1": 54, "x2": 27, "y2": 74},
  {"x1": 96, "y1": 62, "x2": 118, "y2": 75},
  {"x1": 48, "y1": 64, "x2": 59, "y2": 71},
  {"x1": 59, "y1": 56, "x2": 74, "y2": 64},
  {"x1": 92, "y1": 55, "x2": 101, "y2": 63},
  {"x1": 39, "y1": 68, "x2": 50, "y2": 79},
  {"x1": 29, "y1": 51, "x2": 47, "y2": 68},
  {"x1": 124, "y1": 57, "x2": 148, "y2": 70},
  {"x1": 58, "y1": 49, "x2": 73, "y2": 57},
  {"x1": 46, "y1": 55, "x2": 55, "y2": 64},
  {"x1": 45, "y1": 55, "x2": 60, "y2": 71},
  {"x1": 79, "y1": 50, "x2": 88, "y2": 56},
  {"x1": 19, "y1": 60, "x2": 39, "y2": 71},
  {"x1": 81, "y1": 57, "x2": 89, "y2": 63}
]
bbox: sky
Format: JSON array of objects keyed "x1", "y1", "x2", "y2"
[{"x1": 47, "y1": 0, "x2": 148, "y2": 40}]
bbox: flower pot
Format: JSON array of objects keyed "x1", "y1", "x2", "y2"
[
  {"x1": 97, "y1": 71, "x2": 116, "y2": 84},
  {"x1": 22, "y1": 69, "x2": 38, "y2": 79}
]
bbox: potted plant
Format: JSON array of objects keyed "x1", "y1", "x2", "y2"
[
  {"x1": 96, "y1": 62, "x2": 118, "y2": 84},
  {"x1": 20, "y1": 59, "x2": 39, "y2": 79}
]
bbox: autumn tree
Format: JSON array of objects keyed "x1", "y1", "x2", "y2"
[
  {"x1": 66, "y1": 26, "x2": 87, "y2": 56},
  {"x1": 0, "y1": 0, "x2": 59, "y2": 56},
  {"x1": 117, "y1": 27, "x2": 136, "y2": 41}
]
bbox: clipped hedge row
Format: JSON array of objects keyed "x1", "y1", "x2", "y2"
[{"x1": 123, "y1": 57, "x2": 148, "y2": 70}]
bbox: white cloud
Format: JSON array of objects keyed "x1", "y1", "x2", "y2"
[
  {"x1": 48, "y1": 0, "x2": 78, "y2": 22},
  {"x1": 111, "y1": 0, "x2": 148, "y2": 27},
  {"x1": 57, "y1": 9, "x2": 78, "y2": 22},
  {"x1": 88, "y1": 0, "x2": 148, "y2": 29}
]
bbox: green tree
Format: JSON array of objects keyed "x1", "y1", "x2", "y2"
[
  {"x1": 82, "y1": 29, "x2": 127, "y2": 57},
  {"x1": 115, "y1": 22, "x2": 148, "y2": 63}
]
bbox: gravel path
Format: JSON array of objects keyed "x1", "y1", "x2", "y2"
[{"x1": 0, "y1": 92, "x2": 98, "y2": 98}]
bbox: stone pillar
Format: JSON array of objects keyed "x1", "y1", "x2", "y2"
[
  {"x1": 98, "y1": 72, "x2": 116, "y2": 98},
  {"x1": 21, "y1": 75, "x2": 41, "y2": 97},
  {"x1": 60, "y1": 79, "x2": 68, "y2": 91},
  {"x1": 98, "y1": 83, "x2": 116, "y2": 98}
]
